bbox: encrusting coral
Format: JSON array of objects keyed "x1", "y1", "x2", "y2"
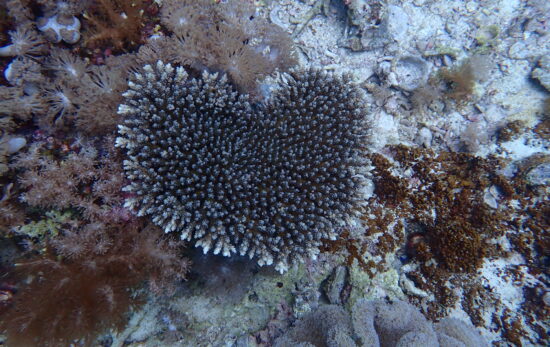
[{"x1": 116, "y1": 61, "x2": 370, "y2": 273}]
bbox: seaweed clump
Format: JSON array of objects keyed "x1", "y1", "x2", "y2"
[
  {"x1": 411, "y1": 55, "x2": 492, "y2": 112},
  {"x1": 116, "y1": 61, "x2": 370, "y2": 273}
]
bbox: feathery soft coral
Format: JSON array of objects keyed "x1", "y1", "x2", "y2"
[
  {"x1": 1, "y1": 222, "x2": 190, "y2": 347},
  {"x1": 15, "y1": 138, "x2": 125, "y2": 222},
  {"x1": 39, "y1": 50, "x2": 127, "y2": 134},
  {"x1": 4, "y1": 135, "x2": 190, "y2": 346},
  {"x1": 159, "y1": 0, "x2": 296, "y2": 94},
  {"x1": 0, "y1": 25, "x2": 46, "y2": 57},
  {"x1": 83, "y1": 0, "x2": 147, "y2": 51}
]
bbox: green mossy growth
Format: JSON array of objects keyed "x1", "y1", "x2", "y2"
[{"x1": 14, "y1": 210, "x2": 74, "y2": 240}]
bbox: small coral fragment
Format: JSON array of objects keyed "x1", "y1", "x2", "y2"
[{"x1": 37, "y1": 14, "x2": 81, "y2": 44}]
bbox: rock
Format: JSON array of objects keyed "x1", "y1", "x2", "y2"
[
  {"x1": 532, "y1": 56, "x2": 550, "y2": 91},
  {"x1": 384, "y1": 5, "x2": 409, "y2": 44},
  {"x1": 416, "y1": 127, "x2": 433, "y2": 148},
  {"x1": 391, "y1": 56, "x2": 430, "y2": 91},
  {"x1": 342, "y1": 2, "x2": 410, "y2": 51},
  {"x1": 7, "y1": 137, "x2": 26, "y2": 154},
  {"x1": 543, "y1": 291, "x2": 550, "y2": 306},
  {"x1": 525, "y1": 162, "x2": 550, "y2": 186},
  {"x1": 508, "y1": 41, "x2": 535, "y2": 60},
  {"x1": 483, "y1": 185, "x2": 501, "y2": 209},
  {"x1": 323, "y1": 266, "x2": 348, "y2": 305}
]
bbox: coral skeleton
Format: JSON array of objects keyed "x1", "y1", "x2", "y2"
[{"x1": 116, "y1": 61, "x2": 370, "y2": 272}]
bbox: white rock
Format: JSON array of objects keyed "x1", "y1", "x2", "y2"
[
  {"x1": 532, "y1": 56, "x2": 550, "y2": 91},
  {"x1": 7, "y1": 137, "x2": 26, "y2": 154},
  {"x1": 416, "y1": 127, "x2": 433, "y2": 147},
  {"x1": 392, "y1": 56, "x2": 430, "y2": 91},
  {"x1": 385, "y1": 5, "x2": 409, "y2": 44}
]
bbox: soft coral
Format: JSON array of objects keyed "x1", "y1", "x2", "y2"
[
  {"x1": 1, "y1": 221, "x2": 189, "y2": 347},
  {"x1": 83, "y1": 0, "x2": 147, "y2": 52}
]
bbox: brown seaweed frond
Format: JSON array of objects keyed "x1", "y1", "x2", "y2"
[{"x1": 438, "y1": 55, "x2": 492, "y2": 104}]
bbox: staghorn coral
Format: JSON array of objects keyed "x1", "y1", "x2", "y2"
[{"x1": 116, "y1": 61, "x2": 370, "y2": 273}]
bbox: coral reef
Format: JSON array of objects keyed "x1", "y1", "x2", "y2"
[
  {"x1": 1, "y1": 136, "x2": 190, "y2": 345},
  {"x1": 0, "y1": 0, "x2": 547, "y2": 346},
  {"x1": 273, "y1": 299, "x2": 486, "y2": 347},
  {"x1": 116, "y1": 61, "x2": 370, "y2": 272}
]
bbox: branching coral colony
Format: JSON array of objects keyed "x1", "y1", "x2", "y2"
[{"x1": 116, "y1": 62, "x2": 371, "y2": 273}]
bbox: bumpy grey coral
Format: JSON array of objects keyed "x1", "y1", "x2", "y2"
[
  {"x1": 274, "y1": 305, "x2": 355, "y2": 347},
  {"x1": 274, "y1": 299, "x2": 487, "y2": 347},
  {"x1": 116, "y1": 61, "x2": 369, "y2": 272}
]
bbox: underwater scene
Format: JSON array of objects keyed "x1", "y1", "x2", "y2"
[{"x1": 0, "y1": 0, "x2": 548, "y2": 346}]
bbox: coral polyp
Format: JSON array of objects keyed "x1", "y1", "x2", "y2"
[{"x1": 116, "y1": 61, "x2": 370, "y2": 272}]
